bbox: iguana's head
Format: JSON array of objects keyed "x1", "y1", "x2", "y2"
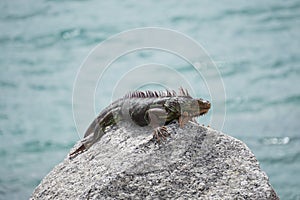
[
  {"x1": 179, "y1": 97, "x2": 211, "y2": 117},
  {"x1": 165, "y1": 97, "x2": 211, "y2": 117}
]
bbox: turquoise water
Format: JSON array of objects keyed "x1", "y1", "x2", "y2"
[{"x1": 1, "y1": 0, "x2": 300, "y2": 199}]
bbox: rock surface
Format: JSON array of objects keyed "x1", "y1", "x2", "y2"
[{"x1": 31, "y1": 122, "x2": 279, "y2": 200}]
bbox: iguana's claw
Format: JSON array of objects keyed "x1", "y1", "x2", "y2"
[{"x1": 153, "y1": 126, "x2": 170, "y2": 143}]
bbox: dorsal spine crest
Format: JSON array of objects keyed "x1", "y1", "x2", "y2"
[{"x1": 124, "y1": 87, "x2": 191, "y2": 99}]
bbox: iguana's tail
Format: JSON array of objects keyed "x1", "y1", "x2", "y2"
[
  {"x1": 69, "y1": 122, "x2": 105, "y2": 159},
  {"x1": 69, "y1": 143, "x2": 86, "y2": 159}
]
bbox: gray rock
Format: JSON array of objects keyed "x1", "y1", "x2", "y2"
[{"x1": 31, "y1": 122, "x2": 279, "y2": 200}]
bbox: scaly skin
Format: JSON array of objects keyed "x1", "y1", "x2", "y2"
[{"x1": 69, "y1": 88, "x2": 211, "y2": 159}]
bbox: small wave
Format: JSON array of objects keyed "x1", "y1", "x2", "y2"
[
  {"x1": 270, "y1": 56, "x2": 300, "y2": 69},
  {"x1": 22, "y1": 68, "x2": 56, "y2": 76},
  {"x1": 0, "y1": 33, "x2": 59, "y2": 49},
  {"x1": 267, "y1": 95, "x2": 300, "y2": 106},
  {"x1": 285, "y1": 95, "x2": 300, "y2": 104},
  {"x1": 171, "y1": 15, "x2": 194, "y2": 23},
  {"x1": 251, "y1": 64, "x2": 299, "y2": 83},
  {"x1": 259, "y1": 136, "x2": 300, "y2": 164},
  {"x1": 221, "y1": 2, "x2": 300, "y2": 19},
  {"x1": 253, "y1": 24, "x2": 291, "y2": 33},
  {"x1": 222, "y1": 7, "x2": 264, "y2": 17},
  {"x1": 271, "y1": 2, "x2": 300, "y2": 12},
  {"x1": 0, "y1": 26, "x2": 108, "y2": 49},
  {"x1": 0, "y1": 149, "x2": 6, "y2": 157},
  {"x1": 261, "y1": 137, "x2": 290, "y2": 145},
  {"x1": 0, "y1": 80, "x2": 17, "y2": 88},
  {"x1": 0, "y1": 114, "x2": 8, "y2": 120},
  {"x1": 0, "y1": 36, "x2": 10, "y2": 44},
  {"x1": 226, "y1": 94, "x2": 300, "y2": 113},
  {"x1": 261, "y1": 151, "x2": 300, "y2": 164},
  {"x1": 257, "y1": 13, "x2": 300, "y2": 23},
  {"x1": 218, "y1": 60, "x2": 251, "y2": 77},
  {"x1": 1, "y1": 6, "x2": 49, "y2": 21},
  {"x1": 226, "y1": 96, "x2": 265, "y2": 113},
  {"x1": 29, "y1": 34, "x2": 60, "y2": 48},
  {"x1": 252, "y1": 69, "x2": 298, "y2": 82},
  {"x1": 28, "y1": 84, "x2": 59, "y2": 91},
  {"x1": 21, "y1": 140, "x2": 71, "y2": 153},
  {"x1": 60, "y1": 28, "x2": 82, "y2": 40}
]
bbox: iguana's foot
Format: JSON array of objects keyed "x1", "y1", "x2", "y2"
[{"x1": 152, "y1": 126, "x2": 170, "y2": 143}]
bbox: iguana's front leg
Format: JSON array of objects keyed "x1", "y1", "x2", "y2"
[{"x1": 147, "y1": 108, "x2": 170, "y2": 142}]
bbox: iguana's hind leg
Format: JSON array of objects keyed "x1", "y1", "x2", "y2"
[{"x1": 147, "y1": 108, "x2": 170, "y2": 142}]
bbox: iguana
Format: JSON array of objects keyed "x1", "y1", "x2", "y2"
[{"x1": 69, "y1": 88, "x2": 211, "y2": 158}]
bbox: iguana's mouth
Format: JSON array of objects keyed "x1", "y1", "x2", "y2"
[{"x1": 198, "y1": 100, "x2": 211, "y2": 115}]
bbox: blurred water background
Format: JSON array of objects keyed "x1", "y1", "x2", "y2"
[{"x1": 0, "y1": 0, "x2": 300, "y2": 199}]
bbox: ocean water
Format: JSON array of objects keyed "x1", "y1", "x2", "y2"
[{"x1": 0, "y1": 0, "x2": 300, "y2": 199}]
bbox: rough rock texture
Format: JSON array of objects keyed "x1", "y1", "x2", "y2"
[{"x1": 31, "y1": 122, "x2": 279, "y2": 200}]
